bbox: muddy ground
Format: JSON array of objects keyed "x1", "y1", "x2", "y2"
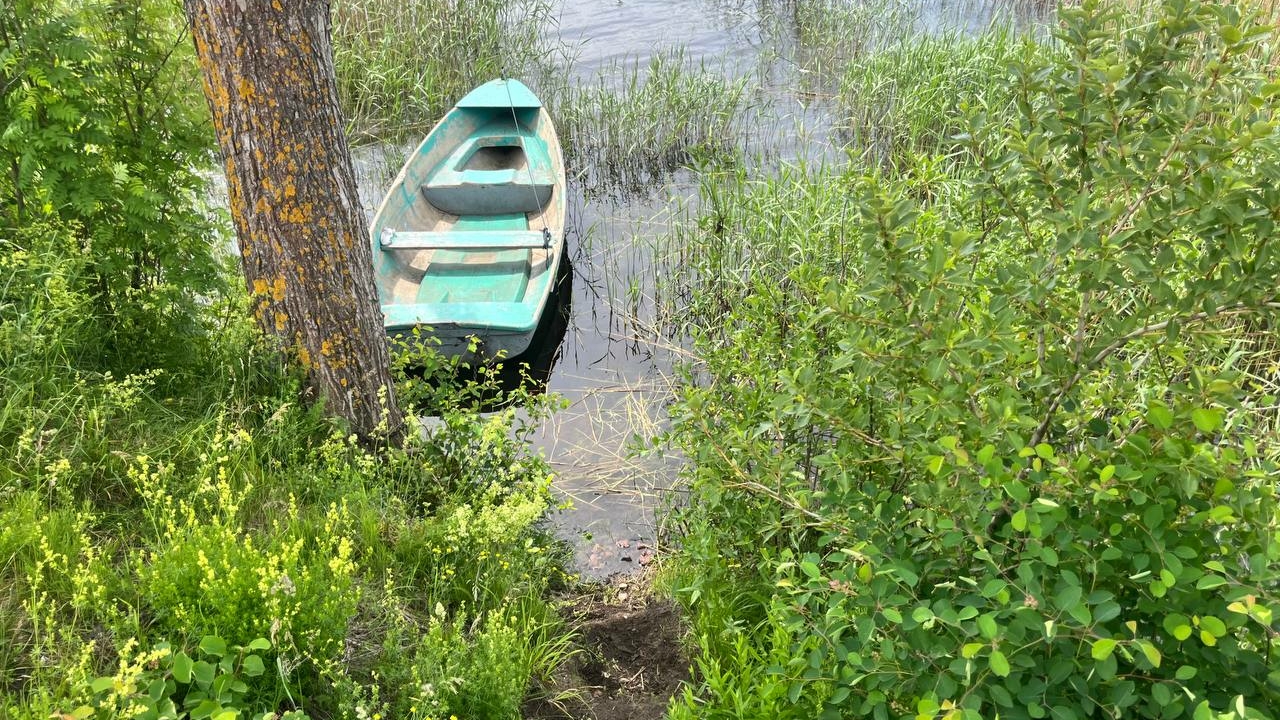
[{"x1": 525, "y1": 575, "x2": 690, "y2": 720}]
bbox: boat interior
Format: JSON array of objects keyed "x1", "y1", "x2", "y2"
[{"x1": 371, "y1": 97, "x2": 565, "y2": 333}]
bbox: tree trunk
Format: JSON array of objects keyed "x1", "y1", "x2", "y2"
[{"x1": 184, "y1": 0, "x2": 404, "y2": 442}]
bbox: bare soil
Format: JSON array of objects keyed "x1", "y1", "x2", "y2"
[{"x1": 525, "y1": 575, "x2": 689, "y2": 720}]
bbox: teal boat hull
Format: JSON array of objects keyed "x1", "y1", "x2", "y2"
[{"x1": 370, "y1": 79, "x2": 567, "y2": 361}]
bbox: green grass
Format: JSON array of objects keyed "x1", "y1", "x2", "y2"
[
  {"x1": 839, "y1": 25, "x2": 1041, "y2": 169},
  {"x1": 332, "y1": 0, "x2": 564, "y2": 144},
  {"x1": 0, "y1": 199, "x2": 575, "y2": 720},
  {"x1": 557, "y1": 49, "x2": 749, "y2": 197}
]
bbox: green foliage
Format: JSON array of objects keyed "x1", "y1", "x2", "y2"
[
  {"x1": 668, "y1": 1, "x2": 1280, "y2": 718},
  {"x1": 373, "y1": 604, "x2": 553, "y2": 720},
  {"x1": 136, "y1": 450, "x2": 360, "y2": 676},
  {"x1": 0, "y1": 0, "x2": 224, "y2": 374},
  {"x1": 840, "y1": 26, "x2": 1041, "y2": 169},
  {"x1": 69, "y1": 636, "x2": 306, "y2": 720},
  {"x1": 558, "y1": 49, "x2": 748, "y2": 196},
  {"x1": 0, "y1": 3, "x2": 575, "y2": 720},
  {"x1": 331, "y1": 0, "x2": 558, "y2": 143}
]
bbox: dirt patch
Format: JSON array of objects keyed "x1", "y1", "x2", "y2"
[{"x1": 525, "y1": 575, "x2": 690, "y2": 720}]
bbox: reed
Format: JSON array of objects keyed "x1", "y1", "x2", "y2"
[
  {"x1": 331, "y1": 0, "x2": 563, "y2": 144},
  {"x1": 555, "y1": 49, "x2": 749, "y2": 197},
  {"x1": 839, "y1": 24, "x2": 1040, "y2": 169}
]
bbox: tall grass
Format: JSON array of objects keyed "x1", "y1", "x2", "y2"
[
  {"x1": 756, "y1": 0, "x2": 1053, "y2": 92},
  {"x1": 331, "y1": 0, "x2": 563, "y2": 143},
  {"x1": 557, "y1": 49, "x2": 749, "y2": 197},
  {"x1": 839, "y1": 25, "x2": 1041, "y2": 168}
]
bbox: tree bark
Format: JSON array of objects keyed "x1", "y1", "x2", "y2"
[{"x1": 184, "y1": 0, "x2": 404, "y2": 442}]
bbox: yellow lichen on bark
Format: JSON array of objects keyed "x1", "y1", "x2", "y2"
[{"x1": 237, "y1": 77, "x2": 257, "y2": 102}]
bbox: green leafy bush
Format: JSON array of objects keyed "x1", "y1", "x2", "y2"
[
  {"x1": 135, "y1": 449, "x2": 360, "y2": 674},
  {"x1": 68, "y1": 636, "x2": 306, "y2": 720},
  {"x1": 0, "y1": 0, "x2": 224, "y2": 375},
  {"x1": 668, "y1": 1, "x2": 1280, "y2": 718}
]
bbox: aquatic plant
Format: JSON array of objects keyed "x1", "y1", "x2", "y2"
[
  {"x1": 557, "y1": 49, "x2": 749, "y2": 197},
  {"x1": 840, "y1": 25, "x2": 1041, "y2": 169},
  {"x1": 331, "y1": 0, "x2": 563, "y2": 144}
]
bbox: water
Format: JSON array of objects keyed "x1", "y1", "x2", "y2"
[
  {"x1": 527, "y1": 0, "x2": 849, "y2": 577},
  {"x1": 357, "y1": 0, "x2": 1052, "y2": 577}
]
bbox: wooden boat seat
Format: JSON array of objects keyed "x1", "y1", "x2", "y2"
[
  {"x1": 422, "y1": 121, "x2": 554, "y2": 216},
  {"x1": 379, "y1": 229, "x2": 549, "y2": 251}
]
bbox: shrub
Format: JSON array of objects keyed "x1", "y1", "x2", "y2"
[
  {"x1": 668, "y1": 1, "x2": 1280, "y2": 718},
  {"x1": 0, "y1": 0, "x2": 224, "y2": 375},
  {"x1": 135, "y1": 449, "x2": 360, "y2": 679}
]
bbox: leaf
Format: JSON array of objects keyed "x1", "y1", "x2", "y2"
[
  {"x1": 1199, "y1": 615, "x2": 1226, "y2": 637},
  {"x1": 1135, "y1": 640, "x2": 1161, "y2": 668},
  {"x1": 192, "y1": 660, "x2": 215, "y2": 687},
  {"x1": 199, "y1": 636, "x2": 227, "y2": 658},
  {"x1": 988, "y1": 650, "x2": 1010, "y2": 677},
  {"x1": 1090, "y1": 638, "x2": 1117, "y2": 661},
  {"x1": 1147, "y1": 404, "x2": 1174, "y2": 430},
  {"x1": 788, "y1": 681, "x2": 804, "y2": 704},
  {"x1": 241, "y1": 655, "x2": 265, "y2": 677},
  {"x1": 1163, "y1": 614, "x2": 1192, "y2": 641},
  {"x1": 190, "y1": 700, "x2": 221, "y2": 720},
  {"x1": 1190, "y1": 408, "x2": 1222, "y2": 434},
  {"x1": 977, "y1": 613, "x2": 998, "y2": 640},
  {"x1": 882, "y1": 607, "x2": 903, "y2": 624},
  {"x1": 1195, "y1": 575, "x2": 1226, "y2": 590},
  {"x1": 981, "y1": 579, "x2": 1006, "y2": 598},
  {"x1": 1010, "y1": 510, "x2": 1027, "y2": 532},
  {"x1": 961, "y1": 643, "x2": 984, "y2": 659},
  {"x1": 173, "y1": 651, "x2": 193, "y2": 684},
  {"x1": 800, "y1": 561, "x2": 821, "y2": 579},
  {"x1": 90, "y1": 677, "x2": 115, "y2": 694},
  {"x1": 246, "y1": 638, "x2": 271, "y2": 651}
]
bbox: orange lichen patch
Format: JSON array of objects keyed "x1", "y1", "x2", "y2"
[
  {"x1": 237, "y1": 77, "x2": 257, "y2": 102},
  {"x1": 320, "y1": 339, "x2": 334, "y2": 357},
  {"x1": 274, "y1": 311, "x2": 288, "y2": 332},
  {"x1": 252, "y1": 278, "x2": 270, "y2": 296},
  {"x1": 298, "y1": 346, "x2": 312, "y2": 368},
  {"x1": 340, "y1": 377, "x2": 349, "y2": 387},
  {"x1": 271, "y1": 276, "x2": 287, "y2": 301},
  {"x1": 284, "y1": 204, "x2": 309, "y2": 224}
]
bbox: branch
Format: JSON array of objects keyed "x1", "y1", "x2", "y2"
[{"x1": 1029, "y1": 298, "x2": 1280, "y2": 447}]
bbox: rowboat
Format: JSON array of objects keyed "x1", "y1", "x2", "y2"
[{"x1": 370, "y1": 78, "x2": 566, "y2": 361}]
